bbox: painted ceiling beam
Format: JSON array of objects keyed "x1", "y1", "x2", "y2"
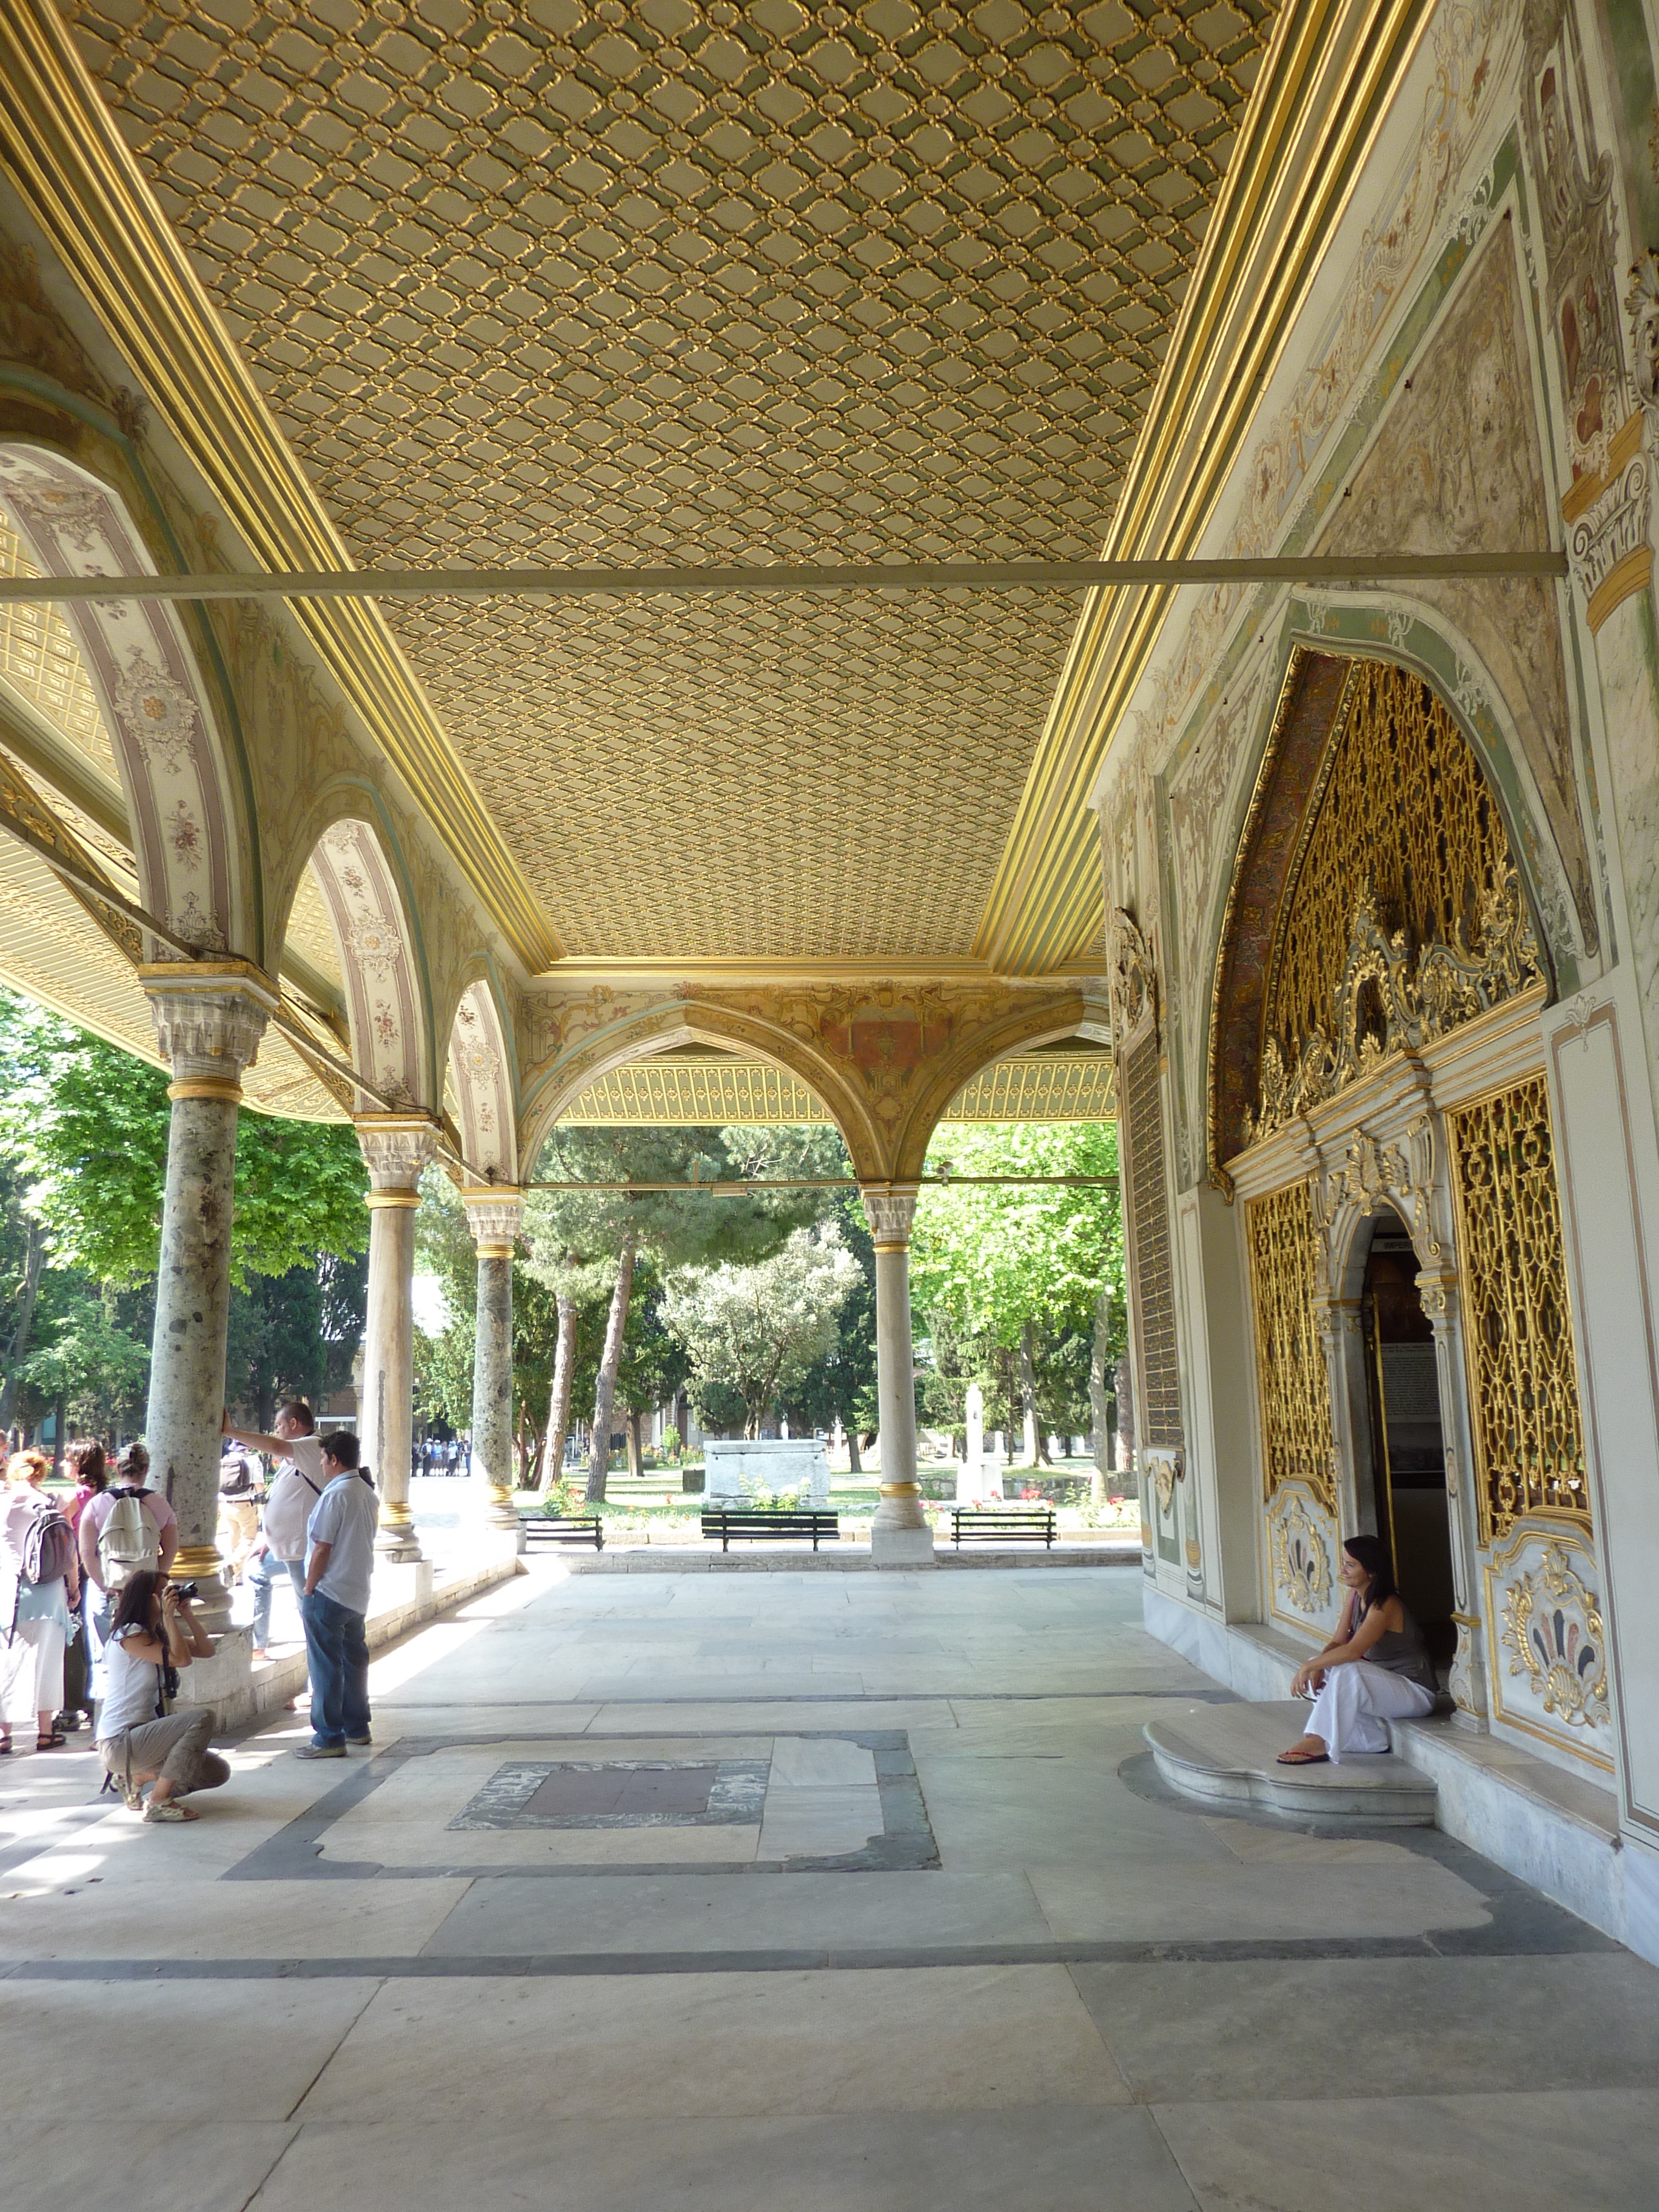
[{"x1": 0, "y1": 552, "x2": 1566, "y2": 606}]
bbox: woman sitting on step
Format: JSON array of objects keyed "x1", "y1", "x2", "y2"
[{"x1": 1278, "y1": 1535, "x2": 1437, "y2": 1766}]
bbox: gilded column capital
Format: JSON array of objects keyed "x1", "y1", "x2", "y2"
[
  {"x1": 860, "y1": 1182, "x2": 920, "y2": 1249},
  {"x1": 355, "y1": 1114, "x2": 440, "y2": 1204},
  {"x1": 463, "y1": 1185, "x2": 525, "y2": 1257},
  {"x1": 140, "y1": 960, "x2": 277, "y2": 1096}
]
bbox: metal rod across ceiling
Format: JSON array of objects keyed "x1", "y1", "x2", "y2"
[
  {"x1": 534, "y1": 1176, "x2": 1120, "y2": 1193},
  {"x1": 0, "y1": 552, "x2": 1566, "y2": 605}
]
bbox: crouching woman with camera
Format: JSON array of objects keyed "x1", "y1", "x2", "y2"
[{"x1": 96, "y1": 1573, "x2": 230, "y2": 1823}]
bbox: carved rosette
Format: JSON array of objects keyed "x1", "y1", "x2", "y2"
[
  {"x1": 356, "y1": 1115, "x2": 439, "y2": 1201},
  {"x1": 1491, "y1": 1534, "x2": 1610, "y2": 1740},
  {"x1": 141, "y1": 965, "x2": 275, "y2": 1092},
  {"x1": 1269, "y1": 1487, "x2": 1335, "y2": 1620},
  {"x1": 861, "y1": 1184, "x2": 919, "y2": 1248},
  {"x1": 463, "y1": 1186, "x2": 525, "y2": 1258}
]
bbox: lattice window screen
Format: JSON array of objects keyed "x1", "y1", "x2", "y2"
[
  {"x1": 1447, "y1": 1075, "x2": 1589, "y2": 1540},
  {"x1": 1122, "y1": 1031, "x2": 1183, "y2": 1449},
  {"x1": 1244, "y1": 1180, "x2": 1335, "y2": 1515}
]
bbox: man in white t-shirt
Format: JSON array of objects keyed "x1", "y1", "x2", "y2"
[
  {"x1": 223, "y1": 1402, "x2": 330, "y2": 1661},
  {"x1": 295, "y1": 1430, "x2": 380, "y2": 1759}
]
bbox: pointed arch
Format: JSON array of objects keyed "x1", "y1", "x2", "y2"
[
  {"x1": 0, "y1": 441, "x2": 246, "y2": 956},
  {"x1": 518, "y1": 997, "x2": 881, "y2": 1182},
  {"x1": 447, "y1": 977, "x2": 518, "y2": 1184},
  {"x1": 1207, "y1": 647, "x2": 1553, "y2": 1179},
  {"x1": 304, "y1": 816, "x2": 432, "y2": 1113}
]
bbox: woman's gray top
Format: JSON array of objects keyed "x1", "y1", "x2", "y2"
[{"x1": 1358, "y1": 1598, "x2": 1437, "y2": 1695}]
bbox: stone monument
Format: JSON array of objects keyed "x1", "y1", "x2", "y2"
[
  {"x1": 957, "y1": 1383, "x2": 984, "y2": 1504},
  {"x1": 703, "y1": 1437, "x2": 830, "y2": 1506}
]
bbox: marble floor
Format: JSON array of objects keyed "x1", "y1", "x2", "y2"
[{"x1": 2, "y1": 1561, "x2": 1657, "y2": 2210}]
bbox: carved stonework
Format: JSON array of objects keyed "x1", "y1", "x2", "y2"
[
  {"x1": 1627, "y1": 250, "x2": 1659, "y2": 422},
  {"x1": 1523, "y1": 0, "x2": 1630, "y2": 478},
  {"x1": 1247, "y1": 874, "x2": 1543, "y2": 1144},
  {"x1": 860, "y1": 1184, "x2": 919, "y2": 1247},
  {"x1": 1109, "y1": 907, "x2": 1155, "y2": 1042},
  {"x1": 1487, "y1": 1532, "x2": 1610, "y2": 1749},
  {"x1": 356, "y1": 1116, "x2": 439, "y2": 1196},
  {"x1": 462, "y1": 1187, "x2": 525, "y2": 1255},
  {"x1": 142, "y1": 967, "x2": 274, "y2": 1081},
  {"x1": 1146, "y1": 1445, "x2": 1182, "y2": 1516},
  {"x1": 1269, "y1": 1487, "x2": 1335, "y2": 1620}
]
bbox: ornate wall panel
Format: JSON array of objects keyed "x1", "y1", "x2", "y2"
[
  {"x1": 1213, "y1": 652, "x2": 1548, "y2": 1170},
  {"x1": 1244, "y1": 1179, "x2": 1335, "y2": 1517},
  {"x1": 1447, "y1": 1074, "x2": 1589, "y2": 1543},
  {"x1": 1267, "y1": 1482, "x2": 1341, "y2": 1638},
  {"x1": 1121, "y1": 1029, "x2": 1182, "y2": 1451},
  {"x1": 1252, "y1": 661, "x2": 1545, "y2": 1140},
  {"x1": 1484, "y1": 1529, "x2": 1612, "y2": 1771}
]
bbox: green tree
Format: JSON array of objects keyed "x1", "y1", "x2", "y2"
[
  {"x1": 911, "y1": 1122, "x2": 1124, "y2": 1474},
  {"x1": 0, "y1": 994, "x2": 368, "y2": 1288},
  {"x1": 778, "y1": 1190, "x2": 879, "y2": 1466},
  {"x1": 522, "y1": 1123, "x2": 849, "y2": 1499},
  {"x1": 663, "y1": 1223, "x2": 861, "y2": 1438}
]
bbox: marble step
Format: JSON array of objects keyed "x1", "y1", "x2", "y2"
[{"x1": 1144, "y1": 1700, "x2": 1439, "y2": 1826}]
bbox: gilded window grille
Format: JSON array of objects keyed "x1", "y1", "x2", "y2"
[
  {"x1": 1254, "y1": 661, "x2": 1536, "y2": 1137},
  {"x1": 1245, "y1": 1179, "x2": 1336, "y2": 1516},
  {"x1": 1447, "y1": 1076, "x2": 1589, "y2": 1541},
  {"x1": 1122, "y1": 1031, "x2": 1183, "y2": 1449}
]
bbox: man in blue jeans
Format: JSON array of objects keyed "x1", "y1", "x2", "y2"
[{"x1": 294, "y1": 1430, "x2": 380, "y2": 1760}]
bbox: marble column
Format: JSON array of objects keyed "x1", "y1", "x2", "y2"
[
  {"x1": 861, "y1": 1183, "x2": 935, "y2": 1567},
  {"x1": 356, "y1": 1116, "x2": 438, "y2": 1562},
  {"x1": 142, "y1": 964, "x2": 275, "y2": 1627},
  {"x1": 463, "y1": 1187, "x2": 525, "y2": 1543}
]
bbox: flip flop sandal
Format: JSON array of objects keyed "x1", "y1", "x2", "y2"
[
  {"x1": 35, "y1": 1731, "x2": 67, "y2": 1750},
  {"x1": 143, "y1": 1800, "x2": 196, "y2": 1823},
  {"x1": 1275, "y1": 1751, "x2": 1330, "y2": 1765}
]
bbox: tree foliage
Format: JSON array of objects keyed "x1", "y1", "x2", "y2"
[
  {"x1": 663, "y1": 1223, "x2": 861, "y2": 1438},
  {"x1": 0, "y1": 994, "x2": 368, "y2": 1289}
]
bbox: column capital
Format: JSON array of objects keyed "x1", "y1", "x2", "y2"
[
  {"x1": 141, "y1": 961, "x2": 277, "y2": 1092},
  {"x1": 463, "y1": 1185, "x2": 525, "y2": 1257},
  {"x1": 860, "y1": 1181, "x2": 920, "y2": 1248},
  {"x1": 355, "y1": 1114, "x2": 440, "y2": 1199}
]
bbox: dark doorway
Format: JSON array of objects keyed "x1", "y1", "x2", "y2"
[{"x1": 1360, "y1": 1209, "x2": 1456, "y2": 1672}]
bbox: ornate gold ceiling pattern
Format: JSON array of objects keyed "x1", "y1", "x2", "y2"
[
  {"x1": 61, "y1": 0, "x2": 1274, "y2": 962},
  {"x1": 558, "y1": 1045, "x2": 1113, "y2": 1120},
  {"x1": 0, "y1": 520, "x2": 118, "y2": 782}
]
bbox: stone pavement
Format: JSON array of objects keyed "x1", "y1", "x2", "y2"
[{"x1": 2, "y1": 1563, "x2": 1657, "y2": 2210}]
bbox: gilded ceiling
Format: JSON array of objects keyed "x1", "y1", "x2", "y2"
[{"x1": 59, "y1": 0, "x2": 1273, "y2": 964}]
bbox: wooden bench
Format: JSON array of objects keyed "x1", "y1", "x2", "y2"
[
  {"x1": 701, "y1": 1508, "x2": 839, "y2": 1552},
  {"x1": 523, "y1": 1515, "x2": 604, "y2": 1550},
  {"x1": 951, "y1": 1507, "x2": 1056, "y2": 1548}
]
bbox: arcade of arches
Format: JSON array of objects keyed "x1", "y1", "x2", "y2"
[{"x1": 5, "y1": 2, "x2": 1659, "y2": 2198}]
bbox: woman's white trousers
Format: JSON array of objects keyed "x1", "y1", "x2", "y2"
[{"x1": 1305, "y1": 1661, "x2": 1433, "y2": 1762}]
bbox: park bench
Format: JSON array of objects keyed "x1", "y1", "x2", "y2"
[
  {"x1": 701, "y1": 1507, "x2": 840, "y2": 1552},
  {"x1": 951, "y1": 1506, "x2": 1056, "y2": 1548},
  {"x1": 523, "y1": 1515, "x2": 604, "y2": 1550}
]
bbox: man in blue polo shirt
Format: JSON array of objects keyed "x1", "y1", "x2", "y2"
[{"x1": 294, "y1": 1431, "x2": 380, "y2": 1759}]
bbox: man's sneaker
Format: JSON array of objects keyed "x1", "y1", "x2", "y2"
[
  {"x1": 346, "y1": 1732, "x2": 372, "y2": 1748},
  {"x1": 294, "y1": 1742, "x2": 346, "y2": 1760}
]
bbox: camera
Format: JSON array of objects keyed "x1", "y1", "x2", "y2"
[{"x1": 173, "y1": 1580, "x2": 199, "y2": 1601}]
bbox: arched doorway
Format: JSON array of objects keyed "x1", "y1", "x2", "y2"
[{"x1": 1359, "y1": 1206, "x2": 1455, "y2": 1672}]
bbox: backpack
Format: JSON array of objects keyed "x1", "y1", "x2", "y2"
[
  {"x1": 20, "y1": 1494, "x2": 75, "y2": 1586},
  {"x1": 98, "y1": 1486, "x2": 161, "y2": 1590}
]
